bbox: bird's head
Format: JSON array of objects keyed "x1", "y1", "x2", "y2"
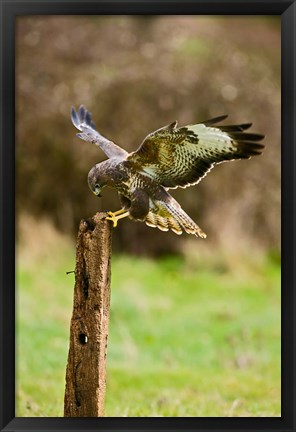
[{"x1": 87, "y1": 165, "x2": 107, "y2": 197}]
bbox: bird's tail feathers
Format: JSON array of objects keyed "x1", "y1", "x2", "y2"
[
  {"x1": 145, "y1": 200, "x2": 206, "y2": 238},
  {"x1": 165, "y1": 202, "x2": 207, "y2": 238}
]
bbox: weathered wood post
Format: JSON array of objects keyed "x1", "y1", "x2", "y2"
[{"x1": 64, "y1": 212, "x2": 112, "y2": 417}]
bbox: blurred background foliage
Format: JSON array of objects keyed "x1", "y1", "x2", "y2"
[
  {"x1": 16, "y1": 16, "x2": 281, "y2": 417},
  {"x1": 16, "y1": 15, "x2": 280, "y2": 256}
]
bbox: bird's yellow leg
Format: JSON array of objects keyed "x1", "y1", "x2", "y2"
[
  {"x1": 107, "y1": 208, "x2": 127, "y2": 217},
  {"x1": 106, "y1": 211, "x2": 129, "y2": 228}
]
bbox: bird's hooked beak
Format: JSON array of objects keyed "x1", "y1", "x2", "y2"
[
  {"x1": 94, "y1": 190, "x2": 102, "y2": 198},
  {"x1": 93, "y1": 184, "x2": 102, "y2": 197}
]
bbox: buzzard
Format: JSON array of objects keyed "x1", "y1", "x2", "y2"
[{"x1": 71, "y1": 105, "x2": 264, "y2": 237}]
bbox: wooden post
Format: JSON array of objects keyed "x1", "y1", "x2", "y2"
[{"x1": 64, "y1": 212, "x2": 112, "y2": 417}]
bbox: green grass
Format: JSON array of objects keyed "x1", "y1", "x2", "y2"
[{"x1": 16, "y1": 235, "x2": 280, "y2": 417}]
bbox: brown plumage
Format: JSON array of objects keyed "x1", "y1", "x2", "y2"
[{"x1": 72, "y1": 106, "x2": 264, "y2": 237}]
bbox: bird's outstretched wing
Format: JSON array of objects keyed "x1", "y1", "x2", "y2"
[
  {"x1": 128, "y1": 115, "x2": 265, "y2": 189},
  {"x1": 71, "y1": 105, "x2": 128, "y2": 159}
]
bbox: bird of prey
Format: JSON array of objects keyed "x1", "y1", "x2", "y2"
[{"x1": 71, "y1": 105, "x2": 264, "y2": 237}]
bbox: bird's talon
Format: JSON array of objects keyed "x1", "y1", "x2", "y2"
[
  {"x1": 105, "y1": 210, "x2": 129, "y2": 228},
  {"x1": 105, "y1": 215, "x2": 118, "y2": 228},
  {"x1": 106, "y1": 211, "x2": 118, "y2": 228},
  {"x1": 107, "y1": 211, "x2": 114, "y2": 217}
]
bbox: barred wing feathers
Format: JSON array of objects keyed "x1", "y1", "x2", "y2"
[{"x1": 128, "y1": 116, "x2": 264, "y2": 189}]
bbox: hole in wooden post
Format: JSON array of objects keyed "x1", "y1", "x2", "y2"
[
  {"x1": 78, "y1": 333, "x2": 88, "y2": 345},
  {"x1": 83, "y1": 218, "x2": 96, "y2": 232}
]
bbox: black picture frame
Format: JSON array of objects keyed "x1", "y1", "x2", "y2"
[{"x1": 0, "y1": 1, "x2": 295, "y2": 431}]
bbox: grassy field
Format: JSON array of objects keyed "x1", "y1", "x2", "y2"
[{"x1": 16, "y1": 218, "x2": 281, "y2": 417}]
